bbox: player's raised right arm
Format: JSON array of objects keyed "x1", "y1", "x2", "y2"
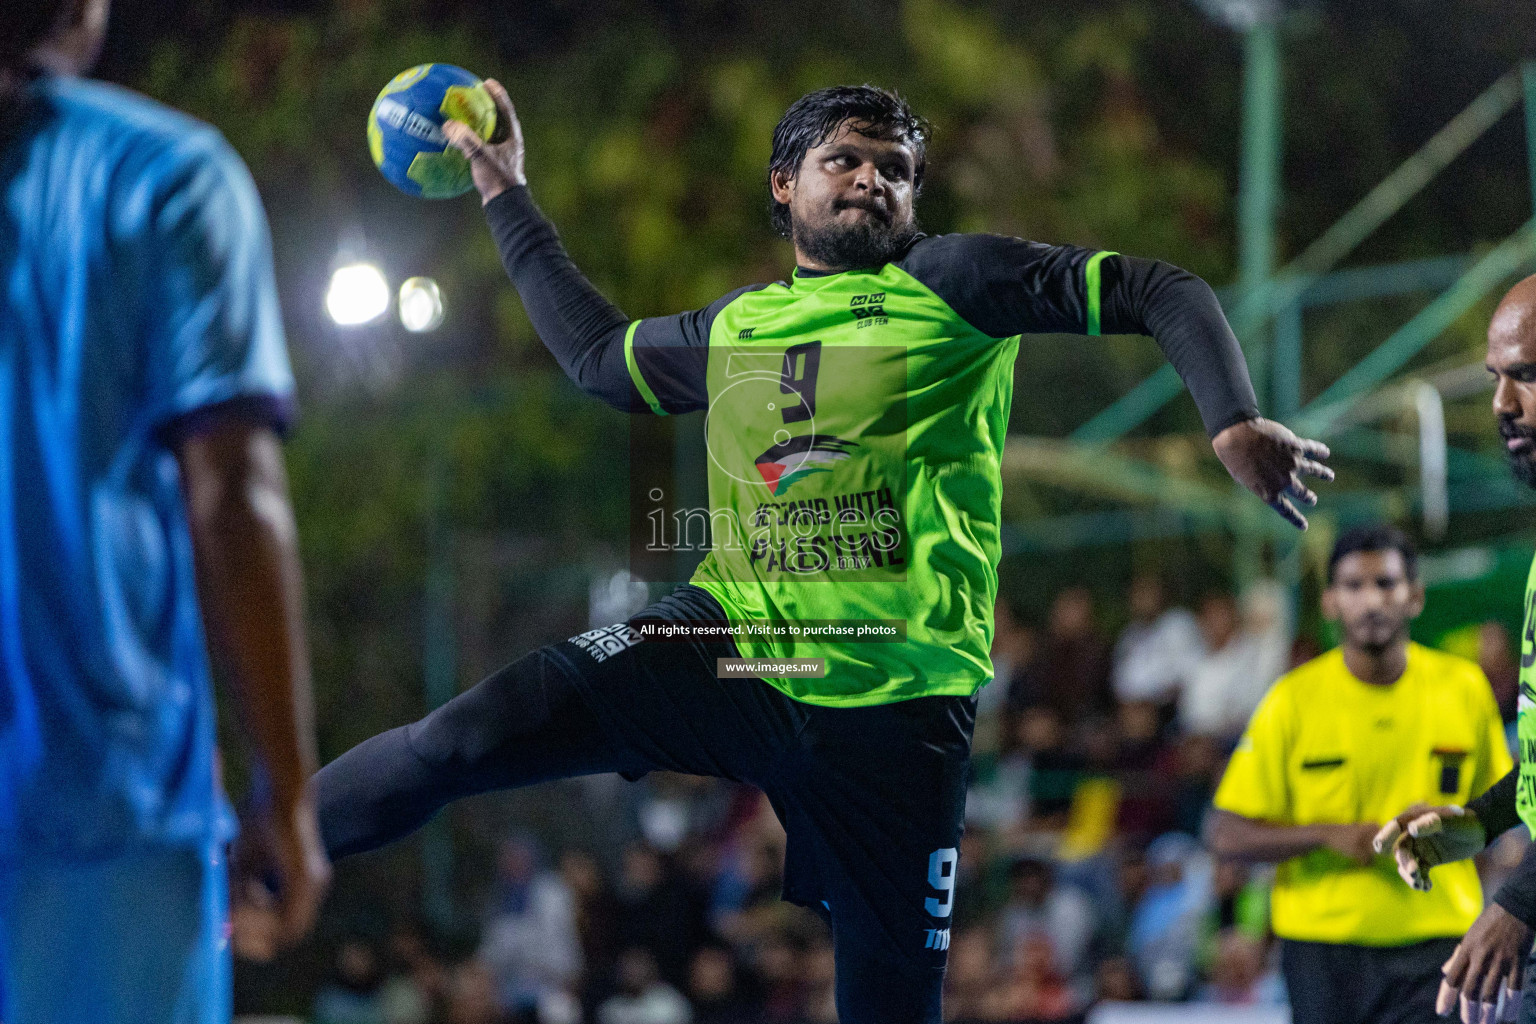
[{"x1": 446, "y1": 80, "x2": 654, "y2": 413}]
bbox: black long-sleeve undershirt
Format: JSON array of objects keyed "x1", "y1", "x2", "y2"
[
  {"x1": 1467, "y1": 767, "x2": 1536, "y2": 927},
  {"x1": 486, "y1": 187, "x2": 636, "y2": 409},
  {"x1": 485, "y1": 185, "x2": 1259, "y2": 435}
]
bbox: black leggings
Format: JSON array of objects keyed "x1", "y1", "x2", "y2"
[
  {"x1": 315, "y1": 586, "x2": 974, "y2": 1024},
  {"x1": 317, "y1": 644, "x2": 644, "y2": 859}
]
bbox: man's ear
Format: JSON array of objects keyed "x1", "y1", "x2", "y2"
[
  {"x1": 770, "y1": 167, "x2": 794, "y2": 206},
  {"x1": 1320, "y1": 587, "x2": 1339, "y2": 623},
  {"x1": 1407, "y1": 581, "x2": 1426, "y2": 619},
  {"x1": 60, "y1": 0, "x2": 94, "y2": 30}
]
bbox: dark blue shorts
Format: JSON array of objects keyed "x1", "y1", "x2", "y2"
[{"x1": 550, "y1": 585, "x2": 976, "y2": 1024}]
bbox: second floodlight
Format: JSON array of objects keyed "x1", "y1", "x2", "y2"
[{"x1": 399, "y1": 277, "x2": 445, "y2": 332}]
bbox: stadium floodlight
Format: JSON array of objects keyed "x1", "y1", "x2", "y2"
[
  {"x1": 399, "y1": 277, "x2": 445, "y2": 332},
  {"x1": 325, "y1": 262, "x2": 390, "y2": 326}
]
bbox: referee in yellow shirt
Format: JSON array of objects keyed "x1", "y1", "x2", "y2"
[{"x1": 1207, "y1": 524, "x2": 1512, "y2": 1024}]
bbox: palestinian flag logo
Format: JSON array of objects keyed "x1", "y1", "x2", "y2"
[{"x1": 755, "y1": 435, "x2": 858, "y2": 495}]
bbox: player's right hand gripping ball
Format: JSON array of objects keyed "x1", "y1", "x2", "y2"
[{"x1": 367, "y1": 63, "x2": 498, "y2": 199}]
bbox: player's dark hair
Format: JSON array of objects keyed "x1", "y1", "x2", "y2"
[
  {"x1": 0, "y1": 0, "x2": 69, "y2": 72},
  {"x1": 767, "y1": 85, "x2": 930, "y2": 240},
  {"x1": 1327, "y1": 524, "x2": 1418, "y2": 584}
]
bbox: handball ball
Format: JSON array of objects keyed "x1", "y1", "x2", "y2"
[{"x1": 368, "y1": 63, "x2": 497, "y2": 199}]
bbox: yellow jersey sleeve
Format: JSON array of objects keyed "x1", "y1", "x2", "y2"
[
  {"x1": 1468, "y1": 666, "x2": 1514, "y2": 798},
  {"x1": 1213, "y1": 683, "x2": 1292, "y2": 822}
]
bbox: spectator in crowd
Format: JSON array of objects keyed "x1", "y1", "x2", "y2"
[
  {"x1": 1207, "y1": 860, "x2": 1269, "y2": 940},
  {"x1": 943, "y1": 929, "x2": 1000, "y2": 1021},
  {"x1": 687, "y1": 945, "x2": 760, "y2": 1024},
  {"x1": 613, "y1": 842, "x2": 714, "y2": 990},
  {"x1": 1113, "y1": 574, "x2": 1204, "y2": 710},
  {"x1": 753, "y1": 928, "x2": 813, "y2": 1021},
  {"x1": 1171, "y1": 733, "x2": 1224, "y2": 838},
  {"x1": 378, "y1": 924, "x2": 448, "y2": 1024},
  {"x1": 800, "y1": 938, "x2": 839, "y2": 1024},
  {"x1": 477, "y1": 835, "x2": 583, "y2": 1017},
  {"x1": 1006, "y1": 705, "x2": 1086, "y2": 832},
  {"x1": 1479, "y1": 619, "x2": 1520, "y2": 723},
  {"x1": 995, "y1": 857, "x2": 1097, "y2": 983},
  {"x1": 1112, "y1": 699, "x2": 1179, "y2": 843},
  {"x1": 996, "y1": 934, "x2": 1080, "y2": 1021},
  {"x1": 1180, "y1": 583, "x2": 1290, "y2": 740},
  {"x1": 560, "y1": 847, "x2": 622, "y2": 1007},
  {"x1": 598, "y1": 948, "x2": 692, "y2": 1024},
  {"x1": 312, "y1": 936, "x2": 387, "y2": 1024},
  {"x1": 1195, "y1": 929, "x2": 1283, "y2": 1005},
  {"x1": 980, "y1": 597, "x2": 1037, "y2": 752},
  {"x1": 1126, "y1": 833, "x2": 1215, "y2": 1000},
  {"x1": 952, "y1": 829, "x2": 1003, "y2": 928},
  {"x1": 1009, "y1": 587, "x2": 1113, "y2": 728},
  {"x1": 1095, "y1": 955, "x2": 1144, "y2": 1002},
  {"x1": 446, "y1": 961, "x2": 513, "y2": 1024},
  {"x1": 636, "y1": 773, "x2": 733, "y2": 854}
]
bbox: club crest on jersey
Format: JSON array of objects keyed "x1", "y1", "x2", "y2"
[
  {"x1": 755, "y1": 435, "x2": 858, "y2": 495},
  {"x1": 850, "y1": 292, "x2": 888, "y2": 329}
]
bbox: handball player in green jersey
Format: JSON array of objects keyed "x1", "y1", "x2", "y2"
[
  {"x1": 315, "y1": 81, "x2": 1334, "y2": 1023},
  {"x1": 1377, "y1": 275, "x2": 1536, "y2": 1024}
]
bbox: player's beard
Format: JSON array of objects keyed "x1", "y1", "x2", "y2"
[
  {"x1": 792, "y1": 201, "x2": 919, "y2": 271},
  {"x1": 1499, "y1": 414, "x2": 1536, "y2": 488}
]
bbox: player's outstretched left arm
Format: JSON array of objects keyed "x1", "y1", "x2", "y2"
[
  {"x1": 927, "y1": 237, "x2": 1337, "y2": 530},
  {"x1": 1072, "y1": 250, "x2": 1334, "y2": 528}
]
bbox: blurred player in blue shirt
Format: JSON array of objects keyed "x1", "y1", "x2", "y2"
[{"x1": 0, "y1": 1, "x2": 329, "y2": 1020}]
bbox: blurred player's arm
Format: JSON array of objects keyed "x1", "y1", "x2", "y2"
[
  {"x1": 147, "y1": 127, "x2": 331, "y2": 958},
  {"x1": 1205, "y1": 807, "x2": 1380, "y2": 865},
  {"x1": 173, "y1": 415, "x2": 330, "y2": 956}
]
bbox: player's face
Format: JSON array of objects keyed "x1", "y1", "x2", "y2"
[
  {"x1": 1488, "y1": 299, "x2": 1536, "y2": 488},
  {"x1": 1323, "y1": 549, "x2": 1422, "y2": 655},
  {"x1": 772, "y1": 123, "x2": 919, "y2": 270}
]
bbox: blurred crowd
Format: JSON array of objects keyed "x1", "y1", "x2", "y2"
[{"x1": 305, "y1": 576, "x2": 1525, "y2": 1024}]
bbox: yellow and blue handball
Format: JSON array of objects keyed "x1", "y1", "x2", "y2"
[{"x1": 367, "y1": 63, "x2": 497, "y2": 199}]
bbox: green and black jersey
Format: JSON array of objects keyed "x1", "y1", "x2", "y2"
[
  {"x1": 1517, "y1": 553, "x2": 1536, "y2": 831},
  {"x1": 488, "y1": 187, "x2": 1258, "y2": 707}
]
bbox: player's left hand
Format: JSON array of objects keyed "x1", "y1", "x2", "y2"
[
  {"x1": 1437, "y1": 903, "x2": 1532, "y2": 1024},
  {"x1": 229, "y1": 791, "x2": 331, "y2": 962},
  {"x1": 1212, "y1": 417, "x2": 1334, "y2": 530}
]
